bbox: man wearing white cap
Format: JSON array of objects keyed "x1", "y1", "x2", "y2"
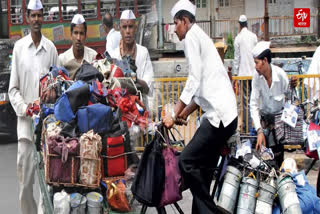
[
  {"x1": 8, "y1": 0, "x2": 59, "y2": 213},
  {"x1": 103, "y1": 11, "x2": 121, "y2": 55},
  {"x1": 250, "y1": 41, "x2": 296, "y2": 168},
  {"x1": 59, "y1": 14, "x2": 97, "y2": 79},
  {"x1": 233, "y1": 14, "x2": 257, "y2": 133},
  {"x1": 163, "y1": 1, "x2": 238, "y2": 213},
  {"x1": 110, "y1": 9, "x2": 154, "y2": 105}
]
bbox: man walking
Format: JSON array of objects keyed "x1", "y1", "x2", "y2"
[
  {"x1": 163, "y1": 0, "x2": 238, "y2": 213},
  {"x1": 233, "y1": 14, "x2": 257, "y2": 133},
  {"x1": 8, "y1": 0, "x2": 59, "y2": 213}
]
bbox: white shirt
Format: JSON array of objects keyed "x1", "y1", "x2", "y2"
[
  {"x1": 250, "y1": 64, "x2": 289, "y2": 130},
  {"x1": 304, "y1": 46, "x2": 320, "y2": 98},
  {"x1": 59, "y1": 46, "x2": 97, "y2": 79},
  {"x1": 233, "y1": 27, "x2": 257, "y2": 76},
  {"x1": 9, "y1": 34, "x2": 59, "y2": 141},
  {"x1": 111, "y1": 44, "x2": 154, "y2": 96},
  {"x1": 181, "y1": 24, "x2": 237, "y2": 128},
  {"x1": 106, "y1": 28, "x2": 121, "y2": 55}
]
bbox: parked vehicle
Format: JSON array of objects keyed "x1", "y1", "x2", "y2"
[{"x1": 0, "y1": 41, "x2": 17, "y2": 143}]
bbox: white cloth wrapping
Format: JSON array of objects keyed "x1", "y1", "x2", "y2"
[
  {"x1": 106, "y1": 28, "x2": 121, "y2": 55},
  {"x1": 250, "y1": 64, "x2": 289, "y2": 130},
  {"x1": 233, "y1": 27, "x2": 257, "y2": 76},
  {"x1": 181, "y1": 24, "x2": 237, "y2": 128}
]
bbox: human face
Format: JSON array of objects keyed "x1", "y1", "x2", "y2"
[
  {"x1": 71, "y1": 24, "x2": 86, "y2": 51},
  {"x1": 27, "y1": 10, "x2": 43, "y2": 33},
  {"x1": 254, "y1": 58, "x2": 266, "y2": 75},
  {"x1": 174, "y1": 17, "x2": 188, "y2": 41},
  {"x1": 120, "y1": 19, "x2": 136, "y2": 45}
]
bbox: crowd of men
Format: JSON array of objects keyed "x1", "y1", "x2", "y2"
[{"x1": 7, "y1": 0, "x2": 320, "y2": 213}]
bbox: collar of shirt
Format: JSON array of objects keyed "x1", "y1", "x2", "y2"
[
  {"x1": 65, "y1": 46, "x2": 93, "y2": 63},
  {"x1": 258, "y1": 64, "x2": 280, "y2": 88},
  {"x1": 26, "y1": 33, "x2": 48, "y2": 54}
]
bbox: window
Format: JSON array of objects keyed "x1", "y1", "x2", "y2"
[
  {"x1": 100, "y1": 0, "x2": 116, "y2": 17},
  {"x1": 196, "y1": 0, "x2": 206, "y2": 8},
  {"x1": 42, "y1": 0, "x2": 59, "y2": 21},
  {"x1": 269, "y1": 0, "x2": 276, "y2": 4},
  {"x1": 202, "y1": 0, "x2": 206, "y2": 8},
  {"x1": 61, "y1": 0, "x2": 78, "y2": 21},
  {"x1": 81, "y1": 0, "x2": 97, "y2": 19},
  {"x1": 219, "y1": 0, "x2": 229, "y2": 7},
  {"x1": 1, "y1": 0, "x2": 8, "y2": 12},
  {"x1": 119, "y1": 0, "x2": 134, "y2": 15},
  {"x1": 10, "y1": 0, "x2": 23, "y2": 24}
]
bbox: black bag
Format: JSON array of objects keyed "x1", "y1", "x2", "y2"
[
  {"x1": 75, "y1": 63, "x2": 104, "y2": 83},
  {"x1": 131, "y1": 126, "x2": 165, "y2": 207}
]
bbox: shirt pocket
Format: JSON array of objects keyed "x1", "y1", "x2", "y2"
[{"x1": 273, "y1": 94, "x2": 285, "y2": 102}]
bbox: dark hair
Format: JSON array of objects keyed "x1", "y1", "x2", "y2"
[
  {"x1": 239, "y1": 21, "x2": 247, "y2": 28},
  {"x1": 174, "y1": 10, "x2": 196, "y2": 23},
  {"x1": 103, "y1": 11, "x2": 113, "y2": 28},
  {"x1": 70, "y1": 22, "x2": 87, "y2": 34},
  {"x1": 27, "y1": 9, "x2": 43, "y2": 16},
  {"x1": 257, "y1": 49, "x2": 272, "y2": 64}
]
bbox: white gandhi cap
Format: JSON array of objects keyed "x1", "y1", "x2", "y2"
[
  {"x1": 71, "y1": 14, "x2": 86, "y2": 25},
  {"x1": 120, "y1": 10, "x2": 136, "y2": 20},
  {"x1": 239, "y1": 15, "x2": 247, "y2": 22},
  {"x1": 171, "y1": 0, "x2": 196, "y2": 18},
  {"x1": 27, "y1": 0, "x2": 43, "y2": 10},
  {"x1": 252, "y1": 41, "x2": 271, "y2": 58}
]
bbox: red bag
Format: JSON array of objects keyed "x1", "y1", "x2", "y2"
[
  {"x1": 107, "y1": 88, "x2": 148, "y2": 129},
  {"x1": 102, "y1": 135, "x2": 126, "y2": 177},
  {"x1": 305, "y1": 123, "x2": 319, "y2": 160}
]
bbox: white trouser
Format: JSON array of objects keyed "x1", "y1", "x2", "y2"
[{"x1": 17, "y1": 139, "x2": 43, "y2": 214}]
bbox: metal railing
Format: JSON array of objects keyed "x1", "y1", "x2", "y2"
[
  {"x1": 162, "y1": 15, "x2": 318, "y2": 42},
  {"x1": 135, "y1": 74, "x2": 320, "y2": 149},
  {"x1": 214, "y1": 15, "x2": 318, "y2": 38}
]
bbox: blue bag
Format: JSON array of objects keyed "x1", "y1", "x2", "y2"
[
  {"x1": 77, "y1": 103, "x2": 113, "y2": 134},
  {"x1": 54, "y1": 81, "x2": 91, "y2": 122}
]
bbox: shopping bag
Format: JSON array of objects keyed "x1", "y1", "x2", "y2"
[
  {"x1": 131, "y1": 126, "x2": 165, "y2": 207},
  {"x1": 106, "y1": 179, "x2": 131, "y2": 212}
]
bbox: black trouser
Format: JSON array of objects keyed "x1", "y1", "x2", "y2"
[
  {"x1": 179, "y1": 118, "x2": 237, "y2": 214},
  {"x1": 261, "y1": 115, "x2": 284, "y2": 169}
]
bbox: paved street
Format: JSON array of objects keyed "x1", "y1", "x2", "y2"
[{"x1": 0, "y1": 142, "x2": 318, "y2": 214}]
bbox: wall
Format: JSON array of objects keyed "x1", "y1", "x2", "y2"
[
  {"x1": 162, "y1": 0, "x2": 212, "y2": 23},
  {"x1": 245, "y1": 0, "x2": 264, "y2": 18},
  {"x1": 215, "y1": 0, "x2": 245, "y2": 20}
]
